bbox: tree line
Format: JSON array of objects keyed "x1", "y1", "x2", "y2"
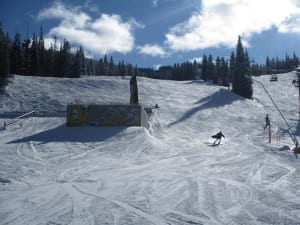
[
  {"x1": 200, "y1": 36, "x2": 299, "y2": 98},
  {"x1": 0, "y1": 22, "x2": 9, "y2": 90},
  {"x1": 201, "y1": 48, "x2": 299, "y2": 84},
  {"x1": 0, "y1": 20, "x2": 299, "y2": 99},
  {"x1": 137, "y1": 61, "x2": 199, "y2": 81},
  {"x1": 0, "y1": 21, "x2": 145, "y2": 90},
  {"x1": 86, "y1": 55, "x2": 141, "y2": 77},
  {"x1": 139, "y1": 36, "x2": 254, "y2": 98},
  {"x1": 265, "y1": 54, "x2": 299, "y2": 74},
  {"x1": 0, "y1": 23, "x2": 85, "y2": 85},
  {"x1": 8, "y1": 27, "x2": 85, "y2": 78},
  {"x1": 138, "y1": 42, "x2": 299, "y2": 89}
]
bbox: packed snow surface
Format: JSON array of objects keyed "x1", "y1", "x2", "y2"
[{"x1": 0, "y1": 73, "x2": 300, "y2": 225}]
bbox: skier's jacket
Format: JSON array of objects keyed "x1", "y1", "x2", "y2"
[{"x1": 212, "y1": 132, "x2": 225, "y2": 139}]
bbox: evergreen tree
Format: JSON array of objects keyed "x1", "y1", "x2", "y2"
[
  {"x1": 109, "y1": 56, "x2": 114, "y2": 75},
  {"x1": 171, "y1": 63, "x2": 179, "y2": 80},
  {"x1": 30, "y1": 33, "x2": 40, "y2": 75},
  {"x1": 53, "y1": 41, "x2": 61, "y2": 76},
  {"x1": 71, "y1": 49, "x2": 80, "y2": 77},
  {"x1": 59, "y1": 39, "x2": 72, "y2": 76},
  {"x1": 117, "y1": 61, "x2": 122, "y2": 76},
  {"x1": 127, "y1": 63, "x2": 133, "y2": 76},
  {"x1": 207, "y1": 54, "x2": 215, "y2": 82},
  {"x1": 201, "y1": 55, "x2": 208, "y2": 81},
  {"x1": 214, "y1": 56, "x2": 221, "y2": 84},
  {"x1": 78, "y1": 46, "x2": 85, "y2": 75},
  {"x1": 0, "y1": 22, "x2": 9, "y2": 88},
  {"x1": 192, "y1": 60, "x2": 198, "y2": 79},
  {"x1": 103, "y1": 54, "x2": 109, "y2": 75},
  {"x1": 87, "y1": 59, "x2": 95, "y2": 75},
  {"x1": 121, "y1": 60, "x2": 126, "y2": 77},
  {"x1": 10, "y1": 32, "x2": 23, "y2": 74},
  {"x1": 232, "y1": 36, "x2": 252, "y2": 99},
  {"x1": 221, "y1": 57, "x2": 229, "y2": 86},
  {"x1": 134, "y1": 65, "x2": 139, "y2": 77},
  {"x1": 38, "y1": 26, "x2": 45, "y2": 75},
  {"x1": 266, "y1": 56, "x2": 271, "y2": 74},
  {"x1": 71, "y1": 46, "x2": 85, "y2": 77},
  {"x1": 293, "y1": 52, "x2": 299, "y2": 67},
  {"x1": 22, "y1": 37, "x2": 31, "y2": 74},
  {"x1": 45, "y1": 44, "x2": 54, "y2": 76},
  {"x1": 229, "y1": 52, "x2": 235, "y2": 83},
  {"x1": 96, "y1": 58, "x2": 104, "y2": 75}
]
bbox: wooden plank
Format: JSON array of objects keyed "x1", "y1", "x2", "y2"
[{"x1": 3, "y1": 110, "x2": 35, "y2": 129}]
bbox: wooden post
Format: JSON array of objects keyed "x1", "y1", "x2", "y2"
[
  {"x1": 3, "y1": 111, "x2": 35, "y2": 129},
  {"x1": 130, "y1": 75, "x2": 138, "y2": 104}
]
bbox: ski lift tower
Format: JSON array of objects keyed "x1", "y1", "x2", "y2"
[{"x1": 245, "y1": 73, "x2": 299, "y2": 148}]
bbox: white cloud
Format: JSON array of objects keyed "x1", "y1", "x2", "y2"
[
  {"x1": 137, "y1": 44, "x2": 167, "y2": 57},
  {"x1": 279, "y1": 15, "x2": 300, "y2": 33},
  {"x1": 37, "y1": 2, "x2": 91, "y2": 28},
  {"x1": 44, "y1": 37, "x2": 62, "y2": 50},
  {"x1": 37, "y1": 2, "x2": 142, "y2": 55},
  {"x1": 151, "y1": 0, "x2": 159, "y2": 7},
  {"x1": 166, "y1": 0, "x2": 300, "y2": 51},
  {"x1": 153, "y1": 64, "x2": 162, "y2": 70},
  {"x1": 189, "y1": 57, "x2": 202, "y2": 63}
]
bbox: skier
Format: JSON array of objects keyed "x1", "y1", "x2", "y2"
[
  {"x1": 264, "y1": 114, "x2": 270, "y2": 129},
  {"x1": 293, "y1": 145, "x2": 300, "y2": 158},
  {"x1": 211, "y1": 131, "x2": 225, "y2": 145}
]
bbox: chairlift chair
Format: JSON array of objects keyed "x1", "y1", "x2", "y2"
[{"x1": 270, "y1": 74, "x2": 278, "y2": 82}]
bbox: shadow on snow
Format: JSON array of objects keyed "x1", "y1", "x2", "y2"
[
  {"x1": 168, "y1": 89, "x2": 243, "y2": 127},
  {"x1": 7, "y1": 125, "x2": 127, "y2": 144}
]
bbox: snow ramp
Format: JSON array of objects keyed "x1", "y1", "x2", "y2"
[{"x1": 66, "y1": 103, "x2": 148, "y2": 127}]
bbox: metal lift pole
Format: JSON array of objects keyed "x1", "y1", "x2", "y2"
[{"x1": 250, "y1": 76, "x2": 299, "y2": 147}]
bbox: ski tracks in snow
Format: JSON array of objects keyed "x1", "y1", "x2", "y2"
[
  {"x1": 69, "y1": 182, "x2": 170, "y2": 225},
  {"x1": 16, "y1": 141, "x2": 46, "y2": 166}
]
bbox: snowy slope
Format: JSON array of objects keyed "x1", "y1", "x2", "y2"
[{"x1": 0, "y1": 73, "x2": 299, "y2": 225}]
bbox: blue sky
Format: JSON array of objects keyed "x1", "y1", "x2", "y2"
[{"x1": 1, "y1": 0, "x2": 300, "y2": 69}]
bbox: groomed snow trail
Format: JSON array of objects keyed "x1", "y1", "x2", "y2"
[{"x1": 0, "y1": 74, "x2": 300, "y2": 225}]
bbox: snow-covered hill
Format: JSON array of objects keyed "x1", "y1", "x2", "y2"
[{"x1": 0, "y1": 73, "x2": 299, "y2": 225}]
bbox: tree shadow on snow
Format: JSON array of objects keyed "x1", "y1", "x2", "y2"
[
  {"x1": 168, "y1": 89, "x2": 243, "y2": 127},
  {"x1": 7, "y1": 125, "x2": 127, "y2": 144}
]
